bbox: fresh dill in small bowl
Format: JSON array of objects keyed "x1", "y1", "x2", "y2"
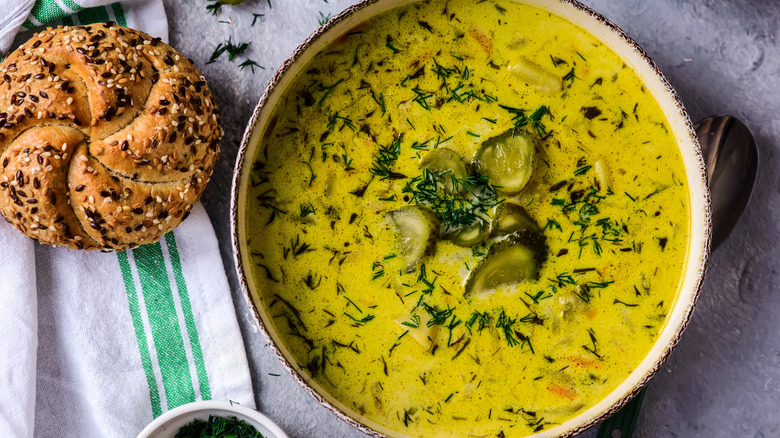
[{"x1": 175, "y1": 415, "x2": 264, "y2": 438}]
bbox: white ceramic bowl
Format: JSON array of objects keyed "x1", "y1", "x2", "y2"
[
  {"x1": 231, "y1": 1, "x2": 711, "y2": 437},
  {"x1": 136, "y1": 400, "x2": 289, "y2": 438}
]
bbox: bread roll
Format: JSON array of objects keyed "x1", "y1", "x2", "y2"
[{"x1": 0, "y1": 22, "x2": 221, "y2": 250}]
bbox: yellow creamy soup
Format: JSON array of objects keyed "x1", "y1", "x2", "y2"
[{"x1": 246, "y1": 1, "x2": 689, "y2": 436}]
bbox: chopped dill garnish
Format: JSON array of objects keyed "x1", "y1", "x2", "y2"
[
  {"x1": 446, "y1": 314, "x2": 462, "y2": 346},
  {"x1": 499, "y1": 104, "x2": 548, "y2": 137},
  {"x1": 574, "y1": 164, "x2": 592, "y2": 176},
  {"x1": 317, "y1": 11, "x2": 331, "y2": 26},
  {"x1": 402, "y1": 168, "x2": 501, "y2": 229},
  {"x1": 411, "y1": 87, "x2": 433, "y2": 110},
  {"x1": 544, "y1": 219, "x2": 562, "y2": 231},
  {"x1": 327, "y1": 112, "x2": 356, "y2": 131},
  {"x1": 588, "y1": 280, "x2": 614, "y2": 289},
  {"x1": 435, "y1": 135, "x2": 453, "y2": 148},
  {"x1": 299, "y1": 203, "x2": 315, "y2": 218},
  {"x1": 175, "y1": 415, "x2": 265, "y2": 438},
  {"x1": 495, "y1": 310, "x2": 519, "y2": 347},
  {"x1": 386, "y1": 41, "x2": 401, "y2": 54},
  {"x1": 525, "y1": 289, "x2": 552, "y2": 304},
  {"x1": 318, "y1": 78, "x2": 344, "y2": 105},
  {"x1": 465, "y1": 311, "x2": 490, "y2": 334},
  {"x1": 369, "y1": 138, "x2": 401, "y2": 179},
  {"x1": 422, "y1": 303, "x2": 454, "y2": 326},
  {"x1": 205, "y1": 1, "x2": 222, "y2": 16},
  {"x1": 301, "y1": 161, "x2": 315, "y2": 186},
  {"x1": 402, "y1": 314, "x2": 421, "y2": 328},
  {"x1": 371, "y1": 91, "x2": 386, "y2": 115},
  {"x1": 432, "y1": 58, "x2": 455, "y2": 80},
  {"x1": 563, "y1": 68, "x2": 576, "y2": 84},
  {"x1": 345, "y1": 313, "x2": 376, "y2": 324},
  {"x1": 207, "y1": 38, "x2": 251, "y2": 64},
  {"x1": 411, "y1": 139, "x2": 431, "y2": 151},
  {"x1": 555, "y1": 272, "x2": 576, "y2": 286},
  {"x1": 251, "y1": 13, "x2": 264, "y2": 26},
  {"x1": 341, "y1": 153, "x2": 353, "y2": 169},
  {"x1": 238, "y1": 59, "x2": 264, "y2": 73}
]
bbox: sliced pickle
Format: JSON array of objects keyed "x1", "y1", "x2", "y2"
[
  {"x1": 464, "y1": 232, "x2": 545, "y2": 296},
  {"x1": 474, "y1": 129, "x2": 536, "y2": 195},
  {"x1": 444, "y1": 221, "x2": 485, "y2": 247},
  {"x1": 507, "y1": 56, "x2": 563, "y2": 93},
  {"x1": 488, "y1": 202, "x2": 539, "y2": 239},
  {"x1": 420, "y1": 148, "x2": 468, "y2": 193},
  {"x1": 388, "y1": 205, "x2": 441, "y2": 272}
]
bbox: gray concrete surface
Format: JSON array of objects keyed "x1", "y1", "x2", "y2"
[{"x1": 165, "y1": 0, "x2": 780, "y2": 436}]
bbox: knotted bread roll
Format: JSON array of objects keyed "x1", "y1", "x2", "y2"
[{"x1": 0, "y1": 23, "x2": 221, "y2": 250}]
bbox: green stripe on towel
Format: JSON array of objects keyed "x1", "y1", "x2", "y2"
[
  {"x1": 77, "y1": 6, "x2": 110, "y2": 26},
  {"x1": 165, "y1": 234, "x2": 212, "y2": 400},
  {"x1": 62, "y1": 0, "x2": 85, "y2": 12},
  {"x1": 132, "y1": 242, "x2": 197, "y2": 410},
  {"x1": 30, "y1": 0, "x2": 66, "y2": 24},
  {"x1": 111, "y1": 3, "x2": 127, "y2": 27},
  {"x1": 117, "y1": 251, "x2": 163, "y2": 418}
]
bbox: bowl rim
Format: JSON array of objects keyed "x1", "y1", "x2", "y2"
[
  {"x1": 135, "y1": 400, "x2": 289, "y2": 438},
  {"x1": 229, "y1": 1, "x2": 712, "y2": 437}
]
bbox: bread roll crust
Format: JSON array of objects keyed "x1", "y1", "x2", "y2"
[{"x1": 0, "y1": 23, "x2": 221, "y2": 250}]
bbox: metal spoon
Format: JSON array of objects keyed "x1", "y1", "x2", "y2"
[{"x1": 596, "y1": 115, "x2": 759, "y2": 438}]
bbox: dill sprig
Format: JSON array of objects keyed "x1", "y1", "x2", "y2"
[
  {"x1": 401, "y1": 314, "x2": 421, "y2": 328},
  {"x1": 563, "y1": 68, "x2": 576, "y2": 84},
  {"x1": 402, "y1": 168, "x2": 501, "y2": 230},
  {"x1": 300, "y1": 203, "x2": 315, "y2": 218},
  {"x1": 499, "y1": 104, "x2": 549, "y2": 137},
  {"x1": 326, "y1": 112, "x2": 356, "y2": 131},
  {"x1": 205, "y1": 1, "x2": 222, "y2": 16},
  {"x1": 422, "y1": 303, "x2": 454, "y2": 326},
  {"x1": 238, "y1": 59, "x2": 264, "y2": 73},
  {"x1": 207, "y1": 38, "x2": 251, "y2": 64},
  {"x1": 495, "y1": 310, "x2": 519, "y2": 347},
  {"x1": 411, "y1": 87, "x2": 433, "y2": 110},
  {"x1": 175, "y1": 415, "x2": 264, "y2": 438},
  {"x1": 465, "y1": 311, "x2": 490, "y2": 334},
  {"x1": 317, "y1": 11, "x2": 331, "y2": 26},
  {"x1": 369, "y1": 138, "x2": 401, "y2": 178},
  {"x1": 344, "y1": 313, "x2": 375, "y2": 324}
]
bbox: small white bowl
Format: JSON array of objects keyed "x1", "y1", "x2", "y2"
[{"x1": 136, "y1": 400, "x2": 289, "y2": 438}]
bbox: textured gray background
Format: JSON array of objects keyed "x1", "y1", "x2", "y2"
[{"x1": 165, "y1": 0, "x2": 780, "y2": 436}]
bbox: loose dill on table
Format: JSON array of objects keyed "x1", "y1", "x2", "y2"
[{"x1": 175, "y1": 415, "x2": 265, "y2": 438}]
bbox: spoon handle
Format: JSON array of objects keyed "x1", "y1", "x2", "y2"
[{"x1": 595, "y1": 388, "x2": 646, "y2": 438}]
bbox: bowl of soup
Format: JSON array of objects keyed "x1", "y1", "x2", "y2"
[{"x1": 230, "y1": 1, "x2": 711, "y2": 437}]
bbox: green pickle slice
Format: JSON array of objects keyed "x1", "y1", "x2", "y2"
[
  {"x1": 444, "y1": 221, "x2": 485, "y2": 247},
  {"x1": 489, "y1": 202, "x2": 539, "y2": 239},
  {"x1": 388, "y1": 205, "x2": 441, "y2": 272},
  {"x1": 474, "y1": 129, "x2": 536, "y2": 194},
  {"x1": 465, "y1": 232, "x2": 545, "y2": 296},
  {"x1": 420, "y1": 148, "x2": 469, "y2": 193}
]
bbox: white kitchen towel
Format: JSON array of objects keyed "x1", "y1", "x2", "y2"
[{"x1": 0, "y1": 1, "x2": 255, "y2": 437}]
